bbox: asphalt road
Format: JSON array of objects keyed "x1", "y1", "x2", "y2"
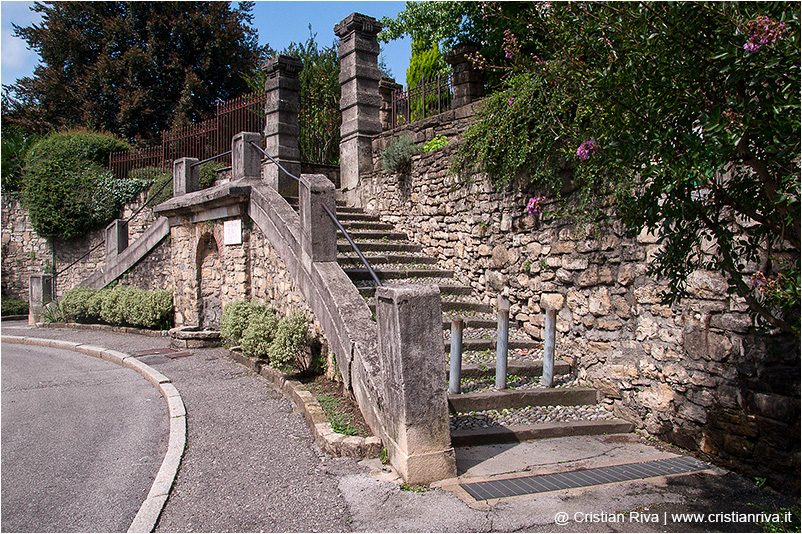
[{"x1": 1, "y1": 342, "x2": 168, "y2": 533}]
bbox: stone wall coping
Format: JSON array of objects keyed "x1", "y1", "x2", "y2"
[
  {"x1": 228, "y1": 349, "x2": 382, "y2": 459},
  {"x1": 154, "y1": 180, "x2": 253, "y2": 218}
]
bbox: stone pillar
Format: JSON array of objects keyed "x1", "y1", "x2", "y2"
[
  {"x1": 379, "y1": 77, "x2": 403, "y2": 131},
  {"x1": 375, "y1": 284, "x2": 457, "y2": 484},
  {"x1": 264, "y1": 55, "x2": 303, "y2": 197},
  {"x1": 445, "y1": 43, "x2": 485, "y2": 109},
  {"x1": 173, "y1": 157, "x2": 200, "y2": 197},
  {"x1": 28, "y1": 273, "x2": 53, "y2": 325},
  {"x1": 232, "y1": 132, "x2": 263, "y2": 181},
  {"x1": 299, "y1": 174, "x2": 337, "y2": 264},
  {"x1": 335, "y1": 13, "x2": 382, "y2": 207},
  {"x1": 105, "y1": 219, "x2": 128, "y2": 260}
]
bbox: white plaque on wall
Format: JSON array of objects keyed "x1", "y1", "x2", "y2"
[{"x1": 223, "y1": 219, "x2": 242, "y2": 245}]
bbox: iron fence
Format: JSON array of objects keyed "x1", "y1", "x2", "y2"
[
  {"x1": 390, "y1": 74, "x2": 452, "y2": 130},
  {"x1": 109, "y1": 90, "x2": 266, "y2": 180}
]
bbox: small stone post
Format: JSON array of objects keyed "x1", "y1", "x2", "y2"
[
  {"x1": 540, "y1": 293, "x2": 565, "y2": 388},
  {"x1": 444, "y1": 43, "x2": 485, "y2": 109},
  {"x1": 105, "y1": 219, "x2": 128, "y2": 261},
  {"x1": 299, "y1": 174, "x2": 337, "y2": 264},
  {"x1": 449, "y1": 318, "x2": 464, "y2": 395},
  {"x1": 379, "y1": 76, "x2": 403, "y2": 131},
  {"x1": 264, "y1": 55, "x2": 303, "y2": 197},
  {"x1": 496, "y1": 296, "x2": 510, "y2": 390},
  {"x1": 335, "y1": 13, "x2": 383, "y2": 207},
  {"x1": 173, "y1": 157, "x2": 200, "y2": 197},
  {"x1": 29, "y1": 273, "x2": 53, "y2": 325},
  {"x1": 375, "y1": 284, "x2": 456, "y2": 484},
  {"x1": 232, "y1": 132, "x2": 263, "y2": 181}
]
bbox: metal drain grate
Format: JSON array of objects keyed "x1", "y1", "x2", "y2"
[{"x1": 461, "y1": 456, "x2": 711, "y2": 501}]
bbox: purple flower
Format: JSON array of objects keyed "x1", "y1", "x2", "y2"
[
  {"x1": 508, "y1": 97, "x2": 515, "y2": 105},
  {"x1": 576, "y1": 140, "x2": 599, "y2": 161},
  {"x1": 743, "y1": 16, "x2": 786, "y2": 52},
  {"x1": 526, "y1": 196, "x2": 546, "y2": 215}
]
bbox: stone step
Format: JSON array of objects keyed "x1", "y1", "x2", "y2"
[
  {"x1": 339, "y1": 220, "x2": 396, "y2": 231},
  {"x1": 339, "y1": 254, "x2": 438, "y2": 267},
  {"x1": 359, "y1": 284, "x2": 472, "y2": 298},
  {"x1": 450, "y1": 419, "x2": 635, "y2": 447},
  {"x1": 335, "y1": 212, "x2": 382, "y2": 223},
  {"x1": 454, "y1": 359, "x2": 572, "y2": 379},
  {"x1": 445, "y1": 338, "x2": 541, "y2": 352},
  {"x1": 367, "y1": 299, "x2": 491, "y2": 316},
  {"x1": 344, "y1": 267, "x2": 454, "y2": 281},
  {"x1": 338, "y1": 242, "x2": 423, "y2": 253},
  {"x1": 442, "y1": 317, "x2": 497, "y2": 329},
  {"x1": 335, "y1": 206, "x2": 362, "y2": 213},
  {"x1": 448, "y1": 387, "x2": 598, "y2": 413},
  {"x1": 339, "y1": 230, "x2": 408, "y2": 241}
]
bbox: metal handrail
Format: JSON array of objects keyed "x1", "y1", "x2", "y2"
[
  {"x1": 190, "y1": 150, "x2": 232, "y2": 168},
  {"x1": 248, "y1": 141, "x2": 383, "y2": 287}
]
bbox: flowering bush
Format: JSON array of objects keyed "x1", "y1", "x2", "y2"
[{"x1": 451, "y1": 2, "x2": 799, "y2": 335}]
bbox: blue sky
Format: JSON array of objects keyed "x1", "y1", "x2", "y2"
[{"x1": 1, "y1": 1, "x2": 412, "y2": 89}]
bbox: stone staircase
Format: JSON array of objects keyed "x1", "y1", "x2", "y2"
[{"x1": 327, "y1": 199, "x2": 634, "y2": 446}]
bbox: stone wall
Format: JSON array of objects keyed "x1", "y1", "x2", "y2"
[
  {"x1": 2, "y1": 191, "x2": 167, "y2": 300},
  {"x1": 354, "y1": 106, "x2": 800, "y2": 493}
]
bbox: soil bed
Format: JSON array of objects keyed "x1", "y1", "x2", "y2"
[{"x1": 298, "y1": 374, "x2": 372, "y2": 438}]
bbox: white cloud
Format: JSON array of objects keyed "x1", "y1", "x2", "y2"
[{"x1": 1, "y1": 1, "x2": 41, "y2": 85}]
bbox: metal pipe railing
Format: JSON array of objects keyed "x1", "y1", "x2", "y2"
[{"x1": 248, "y1": 141, "x2": 383, "y2": 287}]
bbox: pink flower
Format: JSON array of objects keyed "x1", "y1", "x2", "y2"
[
  {"x1": 527, "y1": 196, "x2": 546, "y2": 215},
  {"x1": 508, "y1": 98, "x2": 515, "y2": 105},
  {"x1": 576, "y1": 140, "x2": 599, "y2": 161},
  {"x1": 743, "y1": 15, "x2": 786, "y2": 51}
]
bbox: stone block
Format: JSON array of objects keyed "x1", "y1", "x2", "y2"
[
  {"x1": 540, "y1": 293, "x2": 564, "y2": 310},
  {"x1": 173, "y1": 158, "x2": 200, "y2": 196},
  {"x1": 375, "y1": 284, "x2": 456, "y2": 483},
  {"x1": 232, "y1": 132, "x2": 263, "y2": 180},
  {"x1": 300, "y1": 174, "x2": 337, "y2": 263}
]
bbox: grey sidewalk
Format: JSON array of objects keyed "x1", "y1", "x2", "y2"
[{"x1": 2, "y1": 321, "x2": 796, "y2": 533}]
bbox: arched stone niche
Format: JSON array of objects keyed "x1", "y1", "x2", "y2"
[{"x1": 196, "y1": 231, "x2": 223, "y2": 329}]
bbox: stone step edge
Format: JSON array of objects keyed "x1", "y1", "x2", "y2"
[
  {"x1": 227, "y1": 349, "x2": 382, "y2": 460},
  {"x1": 445, "y1": 339, "x2": 541, "y2": 351},
  {"x1": 448, "y1": 387, "x2": 599, "y2": 413},
  {"x1": 454, "y1": 360, "x2": 571, "y2": 379},
  {"x1": 450, "y1": 419, "x2": 635, "y2": 447}
]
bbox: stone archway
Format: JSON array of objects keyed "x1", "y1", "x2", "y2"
[{"x1": 196, "y1": 232, "x2": 222, "y2": 329}]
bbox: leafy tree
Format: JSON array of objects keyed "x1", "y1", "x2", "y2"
[
  {"x1": 284, "y1": 27, "x2": 341, "y2": 166},
  {"x1": 5, "y1": 1, "x2": 259, "y2": 145},
  {"x1": 1, "y1": 125, "x2": 39, "y2": 193},
  {"x1": 452, "y1": 2, "x2": 800, "y2": 336}
]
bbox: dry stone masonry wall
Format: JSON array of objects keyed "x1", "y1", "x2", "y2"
[{"x1": 355, "y1": 106, "x2": 800, "y2": 493}]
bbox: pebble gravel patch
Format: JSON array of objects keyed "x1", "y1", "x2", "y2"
[
  {"x1": 450, "y1": 404, "x2": 616, "y2": 431},
  {"x1": 457, "y1": 374, "x2": 588, "y2": 394}
]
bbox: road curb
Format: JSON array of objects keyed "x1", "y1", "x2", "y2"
[{"x1": 1, "y1": 334, "x2": 184, "y2": 533}]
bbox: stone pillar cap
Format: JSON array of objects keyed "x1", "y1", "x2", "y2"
[
  {"x1": 335, "y1": 12, "x2": 382, "y2": 38},
  {"x1": 263, "y1": 54, "x2": 303, "y2": 75},
  {"x1": 445, "y1": 43, "x2": 481, "y2": 65}
]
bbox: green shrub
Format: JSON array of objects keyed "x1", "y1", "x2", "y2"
[
  {"x1": 1, "y1": 298, "x2": 28, "y2": 316},
  {"x1": 199, "y1": 161, "x2": 225, "y2": 189},
  {"x1": 90, "y1": 285, "x2": 173, "y2": 329},
  {"x1": 241, "y1": 307, "x2": 279, "y2": 360},
  {"x1": 267, "y1": 311, "x2": 310, "y2": 373},
  {"x1": 20, "y1": 130, "x2": 140, "y2": 239},
  {"x1": 382, "y1": 135, "x2": 420, "y2": 175},
  {"x1": 140, "y1": 167, "x2": 173, "y2": 207},
  {"x1": 423, "y1": 135, "x2": 448, "y2": 152},
  {"x1": 61, "y1": 287, "x2": 100, "y2": 322},
  {"x1": 221, "y1": 300, "x2": 273, "y2": 347}
]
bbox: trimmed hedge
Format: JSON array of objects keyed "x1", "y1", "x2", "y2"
[
  {"x1": 1, "y1": 298, "x2": 29, "y2": 317},
  {"x1": 21, "y1": 131, "x2": 144, "y2": 240},
  {"x1": 60, "y1": 286, "x2": 173, "y2": 330}
]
